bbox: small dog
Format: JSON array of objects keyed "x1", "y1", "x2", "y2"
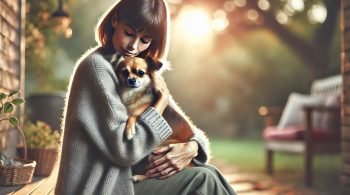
[{"x1": 110, "y1": 54, "x2": 194, "y2": 182}]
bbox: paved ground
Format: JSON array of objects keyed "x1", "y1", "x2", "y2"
[{"x1": 210, "y1": 159, "x2": 318, "y2": 195}]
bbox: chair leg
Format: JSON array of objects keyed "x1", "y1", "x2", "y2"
[
  {"x1": 266, "y1": 150, "x2": 273, "y2": 175},
  {"x1": 304, "y1": 149, "x2": 313, "y2": 187}
]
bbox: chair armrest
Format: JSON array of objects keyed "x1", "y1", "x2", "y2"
[
  {"x1": 303, "y1": 105, "x2": 340, "y2": 113},
  {"x1": 258, "y1": 106, "x2": 284, "y2": 127}
]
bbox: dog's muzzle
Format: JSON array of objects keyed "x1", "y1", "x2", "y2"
[{"x1": 127, "y1": 78, "x2": 140, "y2": 88}]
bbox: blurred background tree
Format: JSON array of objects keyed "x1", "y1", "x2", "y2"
[
  {"x1": 25, "y1": 0, "x2": 74, "y2": 94},
  {"x1": 175, "y1": 0, "x2": 340, "y2": 77},
  {"x1": 166, "y1": 0, "x2": 340, "y2": 136},
  {"x1": 25, "y1": 0, "x2": 340, "y2": 137}
]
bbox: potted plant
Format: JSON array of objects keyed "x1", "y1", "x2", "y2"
[
  {"x1": 21, "y1": 120, "x2": 60, "y2": 176},
  {"x1": 0, "y1": 90, "x2": 24, "y2": 149},
  {"x1": 0, "y1": 90, "x2": 36, "y2": 185}
]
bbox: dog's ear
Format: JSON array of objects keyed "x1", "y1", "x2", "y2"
[
  {"x1": 146, "y1": 57, "x2": 163, "y2": 71},
  {"x1": 110, "y1": 54, "x2": 125, "y2": 70}
]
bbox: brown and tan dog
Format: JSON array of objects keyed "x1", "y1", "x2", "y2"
[{"x1": 110, "y1": 54, "x2": 194, "y2": 182}]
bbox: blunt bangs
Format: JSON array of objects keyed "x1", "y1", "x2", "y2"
[
  {"x1": 96, "y1": 0, "x2": 169, "y2": 59},
  {"x1": 121, "y1": 7, "x2": 163, "y2": 37}
]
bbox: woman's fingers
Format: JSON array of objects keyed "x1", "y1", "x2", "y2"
[
  {"x1": 147, "y1": 161, "x2": 187, "y2": 180},
  {"x1": 145, "y1": 142, "x2": 198, "y2": 179},
  {"x1": 145, "y1": 153, "x2": 176, "y2": 172},
  {"x1": 146, "y1": 162, "x2": 175, "y2": 178},
  {"x1": 145, "y1": 154, "x2": 169, "y2": 170},
  {"x1": 145, "y1": 154, "x2": 188, "y2": 176},
  {"x1": 146, "y1": 145, "x2": 175, "y2": 170},
  {"x1": 152, "y1": 145, "x2": 173, "y2": 155}
]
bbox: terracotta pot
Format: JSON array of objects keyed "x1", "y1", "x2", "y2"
[{"x1": 18, "y1": 147, "x2": 57, "y2": 176}]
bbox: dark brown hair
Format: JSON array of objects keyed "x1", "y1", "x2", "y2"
[{"x1": 95, "y1": 0, "x2": 170, "y2": 60}]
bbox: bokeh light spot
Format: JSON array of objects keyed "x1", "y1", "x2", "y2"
[
  {"x1": 276, "y1": 11, "x2": 289, "y2": 24},
  {"x1": 307, "y1": 3, "x2": 327, "y2": 23},
  {"x1": 177, "y1": 6, "x2": 212, "y2": 37}
]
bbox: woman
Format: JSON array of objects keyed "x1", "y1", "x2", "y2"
[{"x1": 56, "y1": 0, "x2": 236, "y2": 194}]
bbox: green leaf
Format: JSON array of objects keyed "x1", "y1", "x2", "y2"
[
  {"x1": 3, "y1": 102, "x2": 14, "y2": 113},
  {"x1": 12, "y1": 98, "x2": 24, "y2": 105},
  {"x1": 8, "y1": 90, "x2": 19, "y2": 97},
  {"x1": 9, "y1": 117, "x2": 19, "y2": 126},
  {"x1": 0, "y1": 93, "x2": 7, "y2": 100}
]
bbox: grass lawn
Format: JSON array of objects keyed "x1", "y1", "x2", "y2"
[{"x1": 210, "y1": 138, "x2": 341, "y2": 194}]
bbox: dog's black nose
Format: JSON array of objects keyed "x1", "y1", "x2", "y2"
[{"x1": 128, "y1": 78, "x2": 136, "y2": 85}]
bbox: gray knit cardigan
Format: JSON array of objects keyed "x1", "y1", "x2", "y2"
[{"x1": 55, "y1": 47, "x2": 210, "y2": 195}]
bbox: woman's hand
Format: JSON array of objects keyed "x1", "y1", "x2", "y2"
[
  {"x1": 145, "y1": 141, "x2": 199, "y2": 179},
  {"x1": 152, "y1": 75, "x2": 169, "y2": 114}
]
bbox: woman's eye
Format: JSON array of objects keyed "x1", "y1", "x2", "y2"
[
  {"x1": 137, "y1": 70, "x2": 145, "y2": 77},
  {"x1": 124, "y1": 30, "x2": 134, "y2": 37},
  {"x1": 141, "y1": 38, "x2": 151, "y2": 44}
]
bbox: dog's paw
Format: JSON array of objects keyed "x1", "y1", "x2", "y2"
[
  {"x1": 126, "y1": 132, "x2": 135, "y2": 140},
  {"x1": 131, "y1": 175, "x2": 148, "y2": 182},
  {"x1": 125, "y1": 124, "x2": 136, "y2": 140}
]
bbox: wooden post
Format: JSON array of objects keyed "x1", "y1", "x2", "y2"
[
  {"x1": 304, "y1": 107, "x2": 313, "y2": 187},
  {"x1": 341, "y1": 0, "x2": 350, "y2": 193},
  {"x1": 266, "y1": 149, "x2": 273, "y2": 175}
]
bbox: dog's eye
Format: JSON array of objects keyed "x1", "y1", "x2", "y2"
[
  {"x1": 137, "y1": 70, "x2": 145, "y2": 77},
  {"x1": 121, "y1": 69, "x2": 129, "y2": 76}
]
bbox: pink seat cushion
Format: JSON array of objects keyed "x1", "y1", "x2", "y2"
[{"x1": 263, "y1": 126, "x2": 336, "y2": 141}]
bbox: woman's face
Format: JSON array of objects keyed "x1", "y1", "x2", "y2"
[{"x1": 111, "y1": 20, "x2": 152, "y2": 57}]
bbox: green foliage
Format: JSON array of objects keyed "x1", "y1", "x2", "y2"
[
  {"x1": 0, "y1": 91, "x2": 24, "y2": 127},
  {"x1": 23, "y1": 121, "x2": 60, "y2": 149}
]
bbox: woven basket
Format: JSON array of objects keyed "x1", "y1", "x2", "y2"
[
  {"x1": 0, "y1": 158, "x2": 36, "y2": 185},
  {"x1": 27, "y1": 148, "x2": 57, "y2": 176},
  {"x1": 0, "y1": 127, "x2": 36, "y2": 185}
]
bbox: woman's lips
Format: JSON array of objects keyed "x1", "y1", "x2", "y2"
[{"x1": 122, "y1": 49, "x2": 137, "y2": 56}]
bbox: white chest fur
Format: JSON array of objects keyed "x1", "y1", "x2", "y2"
[{"x1": 119, "y1": 86, "x2": 155, "y2": 116}]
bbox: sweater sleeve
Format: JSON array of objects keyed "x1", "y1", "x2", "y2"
[
  {"x1": 168, "y1": 95, "x2": 211, "y2": 164},
  {"x1": 69, "y1": 54, "x2": 172, "y2": 167}
]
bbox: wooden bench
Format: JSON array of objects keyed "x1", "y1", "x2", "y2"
[{"x1": 259, "y1": 75, "x2": 342, "y2": 187}]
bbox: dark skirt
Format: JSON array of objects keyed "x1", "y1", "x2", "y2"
[{"x1": 133, "y1": 164, "x2": 237, "y2": 195}]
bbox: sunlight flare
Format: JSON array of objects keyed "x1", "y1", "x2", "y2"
[{"x1": 177, "y1": 6, "x2": 212, "y2": 37}]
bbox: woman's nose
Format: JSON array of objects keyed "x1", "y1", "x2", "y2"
[{"x1": 127, "y1": 38, "x2": 139, "y2": 51}]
